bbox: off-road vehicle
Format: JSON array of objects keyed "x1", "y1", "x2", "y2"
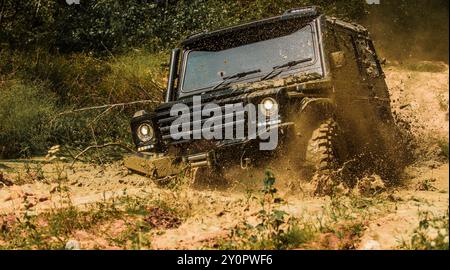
[{"x1": 125, "y1": 6, "x2": 405, "y2": 184}]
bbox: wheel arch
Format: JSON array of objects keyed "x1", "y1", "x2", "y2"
[{"x1": 298, "y1": 97, "x2": 336, "y2": 119}]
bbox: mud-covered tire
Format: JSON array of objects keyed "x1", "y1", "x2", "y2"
[{"x1": 305, "y1": 118, "x2": 347, "y2": 173}]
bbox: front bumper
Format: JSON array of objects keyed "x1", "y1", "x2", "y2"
[
  {"x1": 124, "y1": 121, "x2": 294, "y2": 178},
  {"x1": 123, "y1": 153, "x2": 185, "y2": 179}
]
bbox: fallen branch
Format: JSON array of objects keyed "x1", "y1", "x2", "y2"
[
  {"x1": 70, "y1": 142, "x2": 137, "y2": 167},
  {"x1": 59, "y1": 99, "x2": 160, "y2": 116}
]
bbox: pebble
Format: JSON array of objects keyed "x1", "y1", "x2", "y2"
[
  {"x1": 65, "y1": 240, "x2": 81, "y2": 250},
  {"x1": 361, "y1": 240, "x2": 381, "y2": 250}
]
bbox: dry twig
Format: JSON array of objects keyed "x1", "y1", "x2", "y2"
[
  {"x1": 58, "y1": 99, "x2": 160, "y2": 116},
  {"x1": 70, "y1": 142, "x2": 137, "y2": 167}
]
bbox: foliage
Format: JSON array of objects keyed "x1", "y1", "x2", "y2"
[
  {"x1": 0, "y1": 49, "x2": 166, "y2": 107},
  {"x1": 0, "y1": 0, "x2": 367, "y2": 53},
  {"x1": 0, "y1": 81, "x2": 57, "y2": 158},
  {"x1": 1, "y1": 0, "x2": 447, "y2": 56},
  {"x1": 0, "y1": 49, "x2": 167, "y2": 158},
  {"x1": 400, "y1": 210, "x2": 449, "y2": 250}
]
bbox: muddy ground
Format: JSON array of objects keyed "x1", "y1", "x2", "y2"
[{"x1": 0, "y1": 62, "x2": 448, "y2": 250}]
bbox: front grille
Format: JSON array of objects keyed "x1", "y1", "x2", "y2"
[
  {"x1": 153, "y1": 87, "x2": 287, "y2": 147},
  {"x1": 155, "y1": 100, "x2": 248, "y2": 145}
]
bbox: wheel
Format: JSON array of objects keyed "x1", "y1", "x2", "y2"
[{"x1": 304, "y1": 118, "x2": 347, "y2": 173}]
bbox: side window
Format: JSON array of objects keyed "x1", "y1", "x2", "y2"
[
  {"x1": 354, "y1": 37, "x2": 381, "y2": 78},
  {"x1": 330, "y1": 30, "x2": 361, "y2": 76}
]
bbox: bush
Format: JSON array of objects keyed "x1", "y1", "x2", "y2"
[
  {"x1": 0, "y1": 81, "x2": 56, "y2": 158},
  {"x1": 100, "y1": 50, "x2": 167, "y2": 105},
  {"x1": 0, "y1": 49, "x2": 168, "y2": 158},
  {"x1": 0, "y1": 49, "x2": 166, "y2": 107}
]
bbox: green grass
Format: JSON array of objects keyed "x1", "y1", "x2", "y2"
[
  {"x1": 272, "y1": 223, "x2": 316, "y2": 249},
  {"x1": 0, "y1": 81, "x2": 57, "y2": 158},
  {"x1": 400, "y1": 210, "x2": 449, "y2": 250}
]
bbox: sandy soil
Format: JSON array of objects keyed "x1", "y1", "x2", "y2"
[{"x1": 0, "y1": 63, "x2": 448, "y2": 250}]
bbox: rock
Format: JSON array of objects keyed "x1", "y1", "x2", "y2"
[
  {"x1": 38, "y1": 196, "x2": 49, "y2": 202},
  {"x1": 361, "y1": 240, "x2": 381, "y2": 250},
  {"x1": 65, "y1": 239, "x2": 81, "y2": 250}
]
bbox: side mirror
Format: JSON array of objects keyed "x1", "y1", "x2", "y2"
[{"x1": 330, "y1": 51, "x2": 346, "y2": 68}]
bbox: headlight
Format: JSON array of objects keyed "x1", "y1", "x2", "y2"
[
  {"x1": 137, "y1": 123, "x2": 154, "y2": 142},
  {"x1": 260, "y1": 97, "x2": 278, "y2": 116}
]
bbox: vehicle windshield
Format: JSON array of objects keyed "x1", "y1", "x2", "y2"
[{"x1": 181, "y1": 24, "x2": 317, "y2": 93}]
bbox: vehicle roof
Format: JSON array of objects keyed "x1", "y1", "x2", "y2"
[{"x1": 181, "y1": 6, "x2": 321, "y2": 48}]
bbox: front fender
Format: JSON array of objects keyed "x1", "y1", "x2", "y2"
[{"x1": 299, "y1": 97, "x2": 335, "y2": 114}]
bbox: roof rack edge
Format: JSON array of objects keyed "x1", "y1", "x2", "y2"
[{"x1": 182, "y1": 6, "x2": 321, "y2": 46}]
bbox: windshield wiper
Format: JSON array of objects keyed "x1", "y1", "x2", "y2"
[
  {"x1": 212, "y1": 69, "x2": 261, "y2": 90},
  {"x1": 261, "y1": 57, "x2": 313, "y2": 81}
]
